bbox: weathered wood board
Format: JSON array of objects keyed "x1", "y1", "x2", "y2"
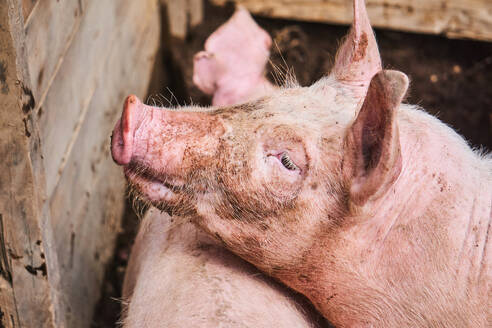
[
  {"x1": 0, "y1": 2, "x2": 56, "y2": 327},
  {"x1": 0, "y1": 0, "x2": 160, "y2": 327},
  {"x1": 46, "y1": 1, "x2": 160, "y2": 325},
  {"x1": 163, "y1": 0, "x2": 204, "y2": 38},
  {"x1": 38, "y1": 0, "x2": 122, "y2": 197},
  {"x1": 21, "y1": 0, "x2": 38, "y2": 22},
  {"x1": 211, "y1": 0, "x2": 492, "y2": 42},
  {"x1": 25, "y1": 0, "x2": 86, "y2": 104}
]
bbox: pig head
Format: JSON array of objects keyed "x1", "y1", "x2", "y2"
[
  {"x1": 193, "y1": 7, "x2": 275, "y2": 106},
  {"x1": 112, "y1": 0, "x2": 491, "y2": 326}
]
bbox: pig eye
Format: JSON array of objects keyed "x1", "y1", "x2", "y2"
[{"x1": 280, "y1": 152, "x2": 298, "y2": 171}]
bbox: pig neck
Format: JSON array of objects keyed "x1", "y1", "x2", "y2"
[{"x1": 285, "y1": 107, "x2": 492, "y2": 326}]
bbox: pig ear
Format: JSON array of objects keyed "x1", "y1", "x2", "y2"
[
  {"x1": 343, "y1": 70, "x2": 408, "y2": 205},
  {"x1": 332, "y1": 0, "x2": 382, "y2": 97}
]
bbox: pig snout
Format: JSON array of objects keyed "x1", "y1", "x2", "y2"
[
  {"x1": 111, "y1": 95, "x2": 145, "y2": 165},
  {"x1": 111, "y1": 94, "x2": 226, "y2": 206},
  {"x1": 111, "y1": 94, "x2": 218, "y2": 170}
]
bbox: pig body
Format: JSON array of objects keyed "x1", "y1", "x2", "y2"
[
  {"x1": 113, "y1": 1, "x2": 491, "y2": 326},
  {"x1": 122, "y1": 208, "x2": 321, "y2": 327}
]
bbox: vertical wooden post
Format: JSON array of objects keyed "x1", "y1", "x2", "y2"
[
  {"x1": 0, "y1": 1, "x2": 56, "y2": 327},
  {"x1": 163, "y1": 0, "x2": 204, "y2": 39}
]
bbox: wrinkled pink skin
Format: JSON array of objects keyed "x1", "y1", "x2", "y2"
[{"x1": 114, "y1": 1, "x2": 491, "y2": 326}]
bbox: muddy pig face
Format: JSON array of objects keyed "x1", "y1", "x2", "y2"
[
  {"x1": 190, "y1": 85, "x2": 357, "y2": 267},
  {"x1": 111, "y1": 0, "x2": 408, "y2": 270}
]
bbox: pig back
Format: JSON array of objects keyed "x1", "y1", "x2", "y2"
[{"x1": 122, "y1": 208, "x2": 325, "y2": 327}]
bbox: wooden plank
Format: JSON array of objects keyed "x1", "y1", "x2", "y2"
[
  {"x1": 24, "y1": 0, "x2": 86, "y2": 103},
  {"x1": 163, "y1": 0, "x2": 204, "y2": 38},
  {"x1": 0, "y1": 1, "x2": 56, "y2": 327},
  {"x1": 46, "y1": 0, "x2": 160, "y2": 325},
  {"x1": 189, "y1": 0, "x2": 204, "y2": 28},
  {"x1": 38, "y1": 0, "x2": 121, "y2": 197},
  {"x1": 48, "y1": 160, "x2": 126, "y2": 327},
  {"x1": 166, "y1": 0, "x2": 188, "y2": 38},
  {"x1": 211, "y1": 0, "x2": 492, "y2": 42},
  {"x1": 21, "y1": 0, "x2": 38, "y2": 22},
  {"x1": 1, "y1": 0, "x2": 158, "y2": 326}
]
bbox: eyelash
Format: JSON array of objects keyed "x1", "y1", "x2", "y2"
[{"x1": 280, "y1": 152, "x2": 298, "y2": 171}]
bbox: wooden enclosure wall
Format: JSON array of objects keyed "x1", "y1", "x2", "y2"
[
  {"x1": 164, "y1": 0, "x2": 204, "y2": 39},
  {"x1": 212, "y1": 0, "x2": 492, "y2": 42},
  {"x1": 0, "y1": 1, "x2": 160, "y2": 327}
]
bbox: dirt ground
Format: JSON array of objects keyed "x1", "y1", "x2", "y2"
[{"x1": 91, "y1": 2, "x2": 492, "y2": 327}]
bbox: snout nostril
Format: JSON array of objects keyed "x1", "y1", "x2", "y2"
[{"x1": 110, "y1": 94, "x2": 145, "y2": 166}]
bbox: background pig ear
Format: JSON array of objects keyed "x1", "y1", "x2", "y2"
[
  {"x1": 343, "y1": 70, "x2": 408, "y2": 205},
  {"x1": 332, "y1": 0, "x2": 382, "y2": 97}
]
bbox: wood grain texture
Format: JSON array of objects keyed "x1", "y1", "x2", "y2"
[
  {"x1": 44, "y1": 0, "x2": 160, "y2": 326},
  {"x1": 24, "y1": 0, "x2": 86, "y2": 105},
  {"x1": 0, "y1": 1, "x2": 56, "y2": 327},
  {"x1": 211, "y1": 0, "x2": 492, "y2": 41},
  {"x1": 21, "y1": 0, "x2": 38, "y2": 22},
  {"x1": 37, "y1": 0, "x2": 158, "y2": 199},
  {"x1": 1, "y1": 0, "x2": 159, "y2": 327},
  {"x1": 164, "y1": 0, "x2": 204, "y2": 38},
  {"x1": 38, "y1": 0, "x2": 116, "y2": 198},
  {"x1": 189, "y1": 0, "x2": 204, "y2": 28},
  {"x1": 166, "y1": 0, "x2": 188, "y2": 38}
]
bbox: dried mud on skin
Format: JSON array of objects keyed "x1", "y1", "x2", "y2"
[{"x1": 91, "y1": 2, "x2": 492, "y2": 327}]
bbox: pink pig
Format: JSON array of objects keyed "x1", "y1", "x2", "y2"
[
  {"x1": 193, "y1": 6, "x2": 275, "y2": 106},
  {"x1": 113, "y1": 0, "x2": 491, "y2": 326},
  {"x1": 121, "y1": 208, "x2": 323, "y2": 327},
  {"x1": 121, "y1": 9, "x2": 322, "y2": 328}
]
